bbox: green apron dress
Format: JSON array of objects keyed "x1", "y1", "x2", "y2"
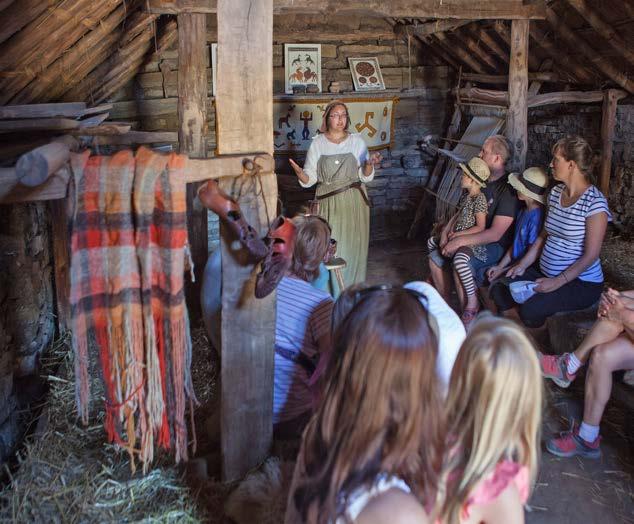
[{"x1": 315, "y1": 153, "x2": 369, "y2": 295}]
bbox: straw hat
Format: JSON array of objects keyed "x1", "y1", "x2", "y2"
[
  {"x1": 508, "y1": 167, "x2": 549, "y2": 204},
  {"x1": 458, "y1": 157, "x2": 490, "y2": 188}
]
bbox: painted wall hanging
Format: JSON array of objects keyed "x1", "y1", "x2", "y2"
[
  {"x1": 284, "y1": 44, "x2": 322, "y2": 94},
  {"x1": 273, "y1": 97, "x2": 397, "y2": 153},
  {"x1": 348, "y1": 57, "x2": 385, "y2": 91}
]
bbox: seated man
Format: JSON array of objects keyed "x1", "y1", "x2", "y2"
[
  {"x1": 429, "y1": 135, "x2": 519, "y2": 326},
  {"x1": 541, "y1": 288, "x2": 634, "y2": 458}
]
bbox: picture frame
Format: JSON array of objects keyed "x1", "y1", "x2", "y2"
[
  {"x1": 348, "y1": 57, "x2": 385, "y2": 91},
  {"x1": 210, "y1": 43, "x2": 217, "y2": 96},
  {"x1": 284, "y1": 43, "x2": 321, "y2": 94}
]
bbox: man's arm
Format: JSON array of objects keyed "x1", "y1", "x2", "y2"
[{"x1": 442, "y1": 215, "x2": 514, "y2": 256}]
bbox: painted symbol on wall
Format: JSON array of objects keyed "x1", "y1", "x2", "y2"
[
  {"x1": 287, "y1": 129, "x2": 297, "y2": 141},
  {"x1": 278, "y1": 105, "x2": 295, "y2": 129},
  {"x1": 383, "y1": 106, "x2": 388, "y2": 116},
  {"x1": 300, "y1": 111, "x2": 313, "y2": 140},
  {"x1": 380, "y1": 131, "x2": 387, "y2": 141},
  {"x1": 355, "y1": 111, "x2": 377, "y2": 138}
]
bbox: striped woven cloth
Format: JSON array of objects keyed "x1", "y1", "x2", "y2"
[{"x1": 70, "y1": 147, "x2": 196, "y2": 471}]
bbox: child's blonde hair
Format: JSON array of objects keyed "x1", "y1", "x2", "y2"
[{"x1": 434, "y1": 315, "x2": 542, "y2": 523}]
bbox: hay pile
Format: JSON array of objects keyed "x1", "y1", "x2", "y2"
[{"x1": 0, "y1": 335, "x2": 205, "y2": 523}]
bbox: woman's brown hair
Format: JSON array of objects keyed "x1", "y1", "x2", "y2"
[
  {"x1": 292, "y1": 288, "x2": 444, "y2": 523},
  {"x1": 290, "y1": 215, "x2": 331, "y2": 282},
  {"x1": 552, "y1": 135, "x2": 595, "y2": 181}
]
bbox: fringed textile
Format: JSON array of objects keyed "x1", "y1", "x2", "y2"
[{"x1": 70, "y1": 147, "x2": 197, "y2": 472}]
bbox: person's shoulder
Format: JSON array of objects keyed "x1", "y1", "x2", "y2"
[
  {"x1": 472, "y1": 478, "x2": 524, "y2": 524},
  {"x1": 355, "y1": 489, "x2": 430, "y2": 524}
]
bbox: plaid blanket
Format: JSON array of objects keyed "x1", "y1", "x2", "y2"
[{"x1": 70, "y1": 147, "x2": 195, "y2": 471}]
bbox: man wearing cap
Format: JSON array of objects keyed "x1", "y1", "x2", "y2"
[{"x1": 430, "y1": 135, "x2": 519, "y2": 318}]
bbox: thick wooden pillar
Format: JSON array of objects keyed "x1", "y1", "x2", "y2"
[
  {"x1": 507, "y1": 20, "x2": 529, "y2": 173},
  {"x1": 178, "y1": 12, "x2": 207, "y2": 317},
  {"x1": 599, "y1": 89, "x2": 620, "y2": 196},
  {"x1": 216, "y1": 0, "x2": 277, "y2": 481}
]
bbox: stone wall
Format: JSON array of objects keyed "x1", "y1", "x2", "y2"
[
  {"x1": 0, "y1": 203, "x2": 55, "y2": 460},
  {"x1": 111, "y1": 15, "x2": 454, "y2": 244},
  {"x1": 527, "y1": 104, "x2": 634, "y2": 229}
]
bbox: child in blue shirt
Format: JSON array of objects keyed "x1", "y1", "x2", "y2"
[{"x1": 487, "y1": 167, "x2": 548, "y2": 282}]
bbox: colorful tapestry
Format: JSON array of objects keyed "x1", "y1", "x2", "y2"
[
  {"x1": 273, "y1": 97, "x2": 397, "y2": 153},
  {"x1": 70, "y1": 147, "x2": 195, "y2": 472}
]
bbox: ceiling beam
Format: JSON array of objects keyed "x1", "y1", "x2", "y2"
[
  {"x1": 455, "y1": 27, "x2": 504, "y2": 72},
  {"x1": 492, "y1": 20, "x2": 540, "y2": 71},
  {"x1": 461, "y1": 71, "x2": 561, "y2": 84},
  {"x1": 434, "y1": 31, "x2": 487, "y2": 73},
  {"x1": 393, "y1": 19, "x2": 472, "y2": 38},
  {"x1": 564, "y1": 0, "x2": 634, "y2": 68},
  {"x1": 147, "y1": 0, "x2": 546, "y2": 19},
  {"x1": 545, "y1": 6, "x2": 634, "y2": 94}
]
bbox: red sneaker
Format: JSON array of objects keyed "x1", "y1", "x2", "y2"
[
  {"x1": 539, "y1": 352, "x2": 577, "y2": 388},
  {"x1": 546, "y1": 425, "x2": 601, "y2": 459}
]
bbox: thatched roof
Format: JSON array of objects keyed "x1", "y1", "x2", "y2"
[{"x1": 0, "y1": 0, "x2": 632, "y2": 108}]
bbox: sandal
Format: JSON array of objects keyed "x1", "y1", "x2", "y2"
[
  {"x1": 197, "y1": 180, "x2": 268, "y2": 260},
  {"x1": 460, "y1": 307, "x2": 479, "y2": 331},
  {"x1": 255, "y1": 216, "x2": 296, "y2": 299}
]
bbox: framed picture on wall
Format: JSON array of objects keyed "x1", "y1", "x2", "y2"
[
  {"x1": 284, "y1": 43, "x2": 321, "y2": 94},
  {"x1": 348, "y1": 57, "x2": 385, "y2": 91},
  {"x1": 210, "y1": 43, "x2": 217, "y2": 96}
]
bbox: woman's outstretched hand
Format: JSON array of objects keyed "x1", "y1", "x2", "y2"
[{"x1": 289, "y1": 158, "x2": 309, "y2": 184}]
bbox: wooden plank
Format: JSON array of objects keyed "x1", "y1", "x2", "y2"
[
  {"x1": 0, "y1": 165, "x2": 71, "y2": 204},
  {"x1": 178, "y1": 12, "x2": 208, "y2": 322},
  {"x1": 492, "y1": 20, "x2": 540, "y2": 72},
  {"x1": 599, "y1": 89, "x2": 619, "y2": 196},
  {"x1": 527, "y1": 58, "x2": 553, "y2": 96},
  {"x1": 544, "y1": 7, "x2": 634, "y2": 95},
  {"x1": 49, "y1": 196, "x2": 72, "y2": 334},
  {"x1": 507, "y1": 19, "x2": 529, "y2": 172},
  {"x1": 216, "y1": 0, "x2": 277, "y2": 482},
  {"x1": 0, "y1": 103, "x2": 86, "y2": 119},
  {"x1": 454, "y1": 28, "x2": 502, "y2": 72},
  {"x1": 435, "y1": 32, "x2": 486, "y2": 73},
  {"x1": 148, "y1": 0, "x2": 546, "y2": 18},
  {"x1": 0, "y1": 118, "x2": 79, "y2": 134},
  {"x1": 394, "y1": 19, "x2": 472, "y2": 38},
  {"x1": 0, "y1": 0, "x2": 52, "y2": 46}
]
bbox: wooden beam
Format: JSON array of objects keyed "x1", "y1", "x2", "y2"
[
  {"x1": 0, "y1": 103, "x2": 86, "y2": 119},
  {"x1": 545, "y1": 7, "x2": 634, "y2": 94},
  {"x1": 0, "y1": 118, "x2": 79, "y2": 134},
  {"x1": 428, "y1": 34, "x2": 476, "y2": 72},
  {"x1": 0, "y1": 153, "x2": 274, "y2": 204},
  {"x1": 565, "y1": 0, "x2": 634, "y2": 68},
  {"x1": 455, "y1": 28, "x2": 504, "y2": 72},
  {"x1": 435, "y1": 32, "x2": 486, "y2": 73},
  {"x1": 148, "y1": 0, "x2": 546, "y2": 18},
  {"x1": 455, "y1": 87, "x2": 628, "y2": 108},
  {"x1": 50, "y1": 196, "x2": 72, "y2": 335},
  {"x1": 393, "y1": 19, "x2": 472, "y2": 38},
  {"x1": 599, "y1": 89, "x2": 620, "y2": 196},
  {"x1": 507, "y1": 20, "x2": 529, "y2": 172},
  {"x1": 462, "y1": 71, "x2": 560, "y2": 85},
  {"x1": 91, "y1": 130, "x2": 179, "y2": 145},
  {"x1": 178, "y1": 12, "x2": 208, "y2": 320},
  {"x1": 0, "y1": 0, "x2": 55, "y2": 46},
  {"x1": 492, "y1": 20, "x2": 540, "y2": 71},
  {"x1": 471, "y1": 25, "x2": 510, "y2": 67},
  {"x1": 419, "y1": 36, "x2": 462, "y2": 70},
  {"x1": 216, "y1": 0, "x2": 277, "y2": 482}
]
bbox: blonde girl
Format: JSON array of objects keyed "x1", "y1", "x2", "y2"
[{"x1": 433, "y1": 316, "x2": 542, "y2": 524}]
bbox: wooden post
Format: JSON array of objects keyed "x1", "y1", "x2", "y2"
[
  {"x1": 599, "y1": 89, "x2": 619, "y2": 196},
  {"x1": 216, "y1": 0, "x2": 277, "y2": 481},
  {"x1": 177, "y1": 12, "x2": 208, "y2": 318},
  {"x1": 50, "y1": 196, "x2": 73, "y2": 334},
  {"x1": 507, "y1": 20, "x2": 529, "y2": 173}
]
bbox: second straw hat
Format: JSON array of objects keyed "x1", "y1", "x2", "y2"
[
  {"x1": 458, "y1": 157, "x2": 490, "y2": 188},
  {"x1": 508, "y1": 167, "x2": 549, "y2": 204}
]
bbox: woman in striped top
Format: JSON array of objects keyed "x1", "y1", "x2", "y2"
[{"x1": 490, "y1": 136, "x2": 610, "y2": 327}]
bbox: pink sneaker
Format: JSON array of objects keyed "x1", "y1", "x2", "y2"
[
  {"x1": 546, "y1": 425, "x2": 601, "y2": 459},
  {"x1": 539, "y1": 352, "x2": 577, "y2": 388}
]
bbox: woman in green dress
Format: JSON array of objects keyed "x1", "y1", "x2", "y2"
[{"x1": 289, "y1": 100, "x2": 382, "y2": 294}]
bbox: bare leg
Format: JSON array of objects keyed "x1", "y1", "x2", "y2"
[
  {"x1": 573, "y1": 318, "x2": 624, "y2": 364},
  {"x1": 583, "y1": 335, "x2": 634, "y2": 426},
  {"x1": 429, "y1": 260, "x2": 452, "y2": 302}
]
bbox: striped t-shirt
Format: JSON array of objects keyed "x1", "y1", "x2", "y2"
[
  {"x1": 539, "y1": 184, "x2": 611, "y2": 283},
  {"x1": 274, "y1": 276, "x2": 333, "y2": 424}
]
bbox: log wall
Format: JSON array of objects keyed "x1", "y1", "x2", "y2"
[{"x1": 109, "y1": 15, "x2": 454, "y2": 244}]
